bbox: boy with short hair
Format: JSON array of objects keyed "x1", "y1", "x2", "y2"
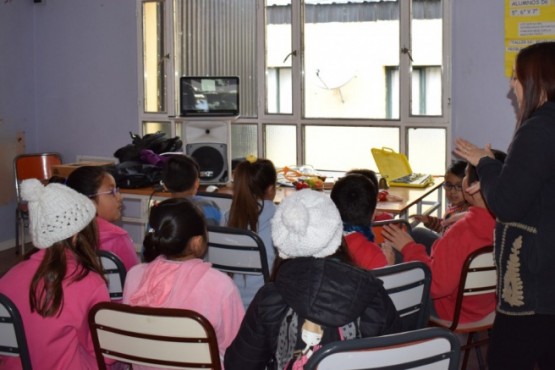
[
  {"x1": 161, "y1": 154, "x2": 221, "y2": 225},
  {"x1": 331, "y1": 173, "x2": 394, "y2": 268}
]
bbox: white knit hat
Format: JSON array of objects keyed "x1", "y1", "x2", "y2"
[
  {"x1": 272, "y1": 189, "x2": 343, "y2": 259},
  {"x1": 20, "y1": 179, "x2": 96, "y2": 249}
]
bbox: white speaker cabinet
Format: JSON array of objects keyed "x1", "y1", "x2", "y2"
[{"x1": 183, "y1": 120, "x2": 232, "y2": 185}]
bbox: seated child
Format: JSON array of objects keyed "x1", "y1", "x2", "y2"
[
  {"x1": 224, "y1": 158, "x2": 277, "y2": 308},
  {"x1": 382, "y1": 150, "x2": 506, "y2": 323},
  {"x1": 224, "y1": 189, "x2": 401, "y2": 369},
  {"x1": 330, "y1": 173, "x2": 394, "y2": 268},
  {"x1": 161, "y1": 154, "x2": 221, "y2": 225},
  {"x1": 410, "y1": 160, "x2": 469, "y2": 252},
  {"x1": 0, "y1": 180, "x2": 111, "y2": 369},
  {"x1": 123, "y1": 198, "x2": 244, "y2": 366},
  {"x1": 67, "y1": 166, "x2": 140, "y2": 271},
  {"x1": 346, "y1": 168, "x2": 395, "y2": 221}
]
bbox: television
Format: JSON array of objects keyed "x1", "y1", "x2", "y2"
[{"x1": 180, "y1": 76, "x2": 239, "y2": 117}]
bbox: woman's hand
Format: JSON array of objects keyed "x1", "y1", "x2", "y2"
[
  {"x1": 454, "y1": 138, "x2": 493, "y2": 166},
  {"x1": 381, "y1": 224, "x2": 414, "y2": 252}
]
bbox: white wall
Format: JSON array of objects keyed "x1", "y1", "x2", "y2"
[
  {"x1": 451, "y1": 0, "x2": 517, "y2": 152},
  {"x1": 0, "y1": 0, "x2": 517, "y2": 245}
]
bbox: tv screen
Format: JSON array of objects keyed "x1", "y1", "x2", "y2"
[{"x1": 180, "y1": 76, "x2": 239, "y2": 117}]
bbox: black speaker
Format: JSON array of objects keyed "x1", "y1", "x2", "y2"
[
  {"x1": 186, "y1": 143, "x2": 229, "y2": 184},
  {"x1": 183, "y1": 120, "x2": 231, "y2": 185}
]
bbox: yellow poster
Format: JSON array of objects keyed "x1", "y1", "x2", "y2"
[{"x1": 505, "y1": 0, "x2": 555, "y2": 76}]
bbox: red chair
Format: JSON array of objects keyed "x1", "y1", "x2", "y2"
[{"x1": 13, "y1": 152, "x2": 62, "y2": 255}]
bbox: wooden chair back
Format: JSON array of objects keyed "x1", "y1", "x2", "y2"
[{"x1": 89, "y1": 302, "x2": 221, "y2": 370}]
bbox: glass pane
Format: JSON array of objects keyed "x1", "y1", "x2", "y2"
[
  {"x1": 265, "y1": 124, "x2": 297, "y2": 168},
  {"x1": 176, "y1": 0, "x2": 257, "y2": 118},
  {"x1": 408, "y1": 127, "x2": 446, "y2": 175},
  {"x1": 305, "y1": 126, "x2": 399, "y2": 171},
  {"x1": 266, "y1": 1, "x2": 293, "y2": 114},
  {"x1": 411, "y1": 0, "x2": 443, "y2": 116},
  {"x1": 231, "y1": 124, "x2": 258, "y2": 161},
  {"x1": 142, "y1": 121, "x2": 172, "y2": 137},
  {"x1": 142, "y1": 1, "x2": 165, "y2": 113},
  {"x1": 303, "y1": 1, "x2": 400, "y2": 119}
]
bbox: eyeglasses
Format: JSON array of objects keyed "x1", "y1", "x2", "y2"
[
  {"x1": 442, "y1": 183, "x2": 463, "y2": 192},
  {"x1": 88, "y1": 187, "x2": 120, "y2": 198}
]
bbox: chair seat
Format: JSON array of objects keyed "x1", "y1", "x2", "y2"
[{"x1": 430, "y1": 310, "x2": 495, "y2": 333}]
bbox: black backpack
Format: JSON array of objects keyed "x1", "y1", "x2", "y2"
[{"x1": 114, "y1": 132, "x2": 182, "y2": 163}]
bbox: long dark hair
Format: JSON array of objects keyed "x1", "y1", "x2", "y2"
[
  {"x1": 228, "y1": 159, "x2": 276, "y2": 232},
  {"x1": 143, "y1": 198, "x2": 207, "y2": 262},
  {"x1": 29, "y1": 220, "x2": 103, "y2": 317},
  {"x1": 515, "y1": 41, "x2": 555, "y2": 127},
  {"x1": 66, "y1": 166, "x2": 107, "y2": 200}
]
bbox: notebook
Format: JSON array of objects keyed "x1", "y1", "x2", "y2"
[{"x1": 371, "y1": 147, "x2": 433, "y2": 188}]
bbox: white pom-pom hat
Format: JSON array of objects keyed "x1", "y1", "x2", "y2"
[
  {"x1": 272, "y1": 189, "x2": 343, "y2": 259},
  {"x1": 20, "y1": 179, "x2": 96, "y2": 249}
]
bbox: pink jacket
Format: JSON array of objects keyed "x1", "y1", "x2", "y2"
[
  {"x1": 344, "y1": 232, "x2": 388, "y2": 270},
  {"x1": 97, "y1": 216, "x2": 140, "y2": 272},
  {"x1": 0, "y1": 249, "x2": 110, "y2": 370},
  {"x1": 401, "y1": 206, "x2": 496, "y2": 323},
  {"x1": 123, "y1": 257, "x2": 245, "y2": 369}
]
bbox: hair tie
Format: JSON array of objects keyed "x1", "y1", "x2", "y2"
[{"x1": 246, "y1": 154, "x2": 257, "y2": 163}]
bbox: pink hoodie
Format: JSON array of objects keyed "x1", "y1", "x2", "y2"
[
  {"x1": 97, "y1": 216, "x2": 140, "y2": 272},
  {"x1": 123, "y1": 257, "x2": 245, "y2": 369},
  {"x1": 0, "y1": 249, "x2": 110, "y2": 370}
]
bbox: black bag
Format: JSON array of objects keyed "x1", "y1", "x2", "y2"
[
  {"x1": 114, "y1": 132, "x2": 182, "y2": 163},
  {"x1": 108, "y1": 161, "x2": 163, "y2": 189}
]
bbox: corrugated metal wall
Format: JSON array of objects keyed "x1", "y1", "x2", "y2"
[{"x1": 178, "y1": 0, "x2": 258, "y2": 117}]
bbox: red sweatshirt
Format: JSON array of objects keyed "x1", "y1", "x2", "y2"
[
  {"x1": 344, "y1": 232, "x2": 388, "y2": 270},
  {"x1": 401, "y1": 206, "x2": 496, "y2": 323}
]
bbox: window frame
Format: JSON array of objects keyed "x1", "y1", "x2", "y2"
[{"x1": 137, "y1": 0, "x2": 452, "y2": 170}]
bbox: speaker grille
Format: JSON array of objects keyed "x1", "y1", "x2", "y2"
[{"x1": 186, "y1": 143, "x2": 228, "y2": 184}]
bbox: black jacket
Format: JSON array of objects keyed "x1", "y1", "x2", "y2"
[{"x1": 224, "y1": 257, "x2": 402, "y2": 370}]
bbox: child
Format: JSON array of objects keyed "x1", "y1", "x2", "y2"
[
  {"x1": 161, "y1": 154, "x2": 221, "y2": 225},
  {"x1": 410, "y1": 160, "x2": 469, "y2": 251},
  {"x1": 66, "y1": 166, "x2": 140, "y2": 271},
  {"x1": 346, "y1": 168, "x2": 395, "y2": 221},
  {"x1": 224, "y1": 189, "x2": 401, "y2": 369},
  {"x1": 0, "y1": 180, "x2": 111, "y2": 369},
  {"x1": 123, "y1": 198, "x2": 244, "y2": 367},
  {"x1": 382, "y1": 150, "x2": 506, "y2": 324},
  {"x1": 224, "y1": 158, "x2": 277, "y2": 308},
  {"x1": 330, "y1": 173, "x2": 393, "y2": 268}
]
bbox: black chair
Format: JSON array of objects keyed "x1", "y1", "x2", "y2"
[
  {"x1": 304, "y1": 327, "x2": 460, "y2": 370},
  {"x1": 0, "y1": 293, "x2": 32, "y2": 370},
  {"x1": 97, "y1": 250, "x2": 127, "y2": 301},
  {"x1": 429, "y1": 245, "x2": 496, "y2": 370},
  {"x1": 372, "y1": 261, "x2": 432, "y2": 330},
  {"x1": 205, "y1": 225, "x2": 270, "y2": 283},
  {"x1": 196, "y1": 191, "x2": 233, "y2": 214}
]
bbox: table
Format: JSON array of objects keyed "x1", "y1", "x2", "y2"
[
  {"x1": 273, "y1": 177, "x2": 444, "y2": 221},
  {"x1": 119, "y1": 178, "x2": 443, "y2": 251}
]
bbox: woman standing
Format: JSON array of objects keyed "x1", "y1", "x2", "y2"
[{"x1": 455, "y1": 41, "x2": 555, "y2": 370}]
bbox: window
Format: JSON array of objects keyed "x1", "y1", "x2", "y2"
[{"x1": 138, "y1": 0, "x2": 451, "y2": 174}]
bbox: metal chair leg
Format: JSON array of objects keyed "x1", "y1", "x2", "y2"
[{"x1": 15, "y1": 208, "x2": 20, "y2": 255}]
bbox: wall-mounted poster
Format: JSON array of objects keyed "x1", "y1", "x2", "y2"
[{"x1": 505, "y1": 0, "x2": 555, "y2": 77}]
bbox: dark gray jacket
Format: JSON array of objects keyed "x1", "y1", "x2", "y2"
[
  {"x1": 478, "y1": 101, "x2": 555, "y2": 315},
  {"x1": 224, "y1": 257, "x2": 401, "y2": 370}
]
